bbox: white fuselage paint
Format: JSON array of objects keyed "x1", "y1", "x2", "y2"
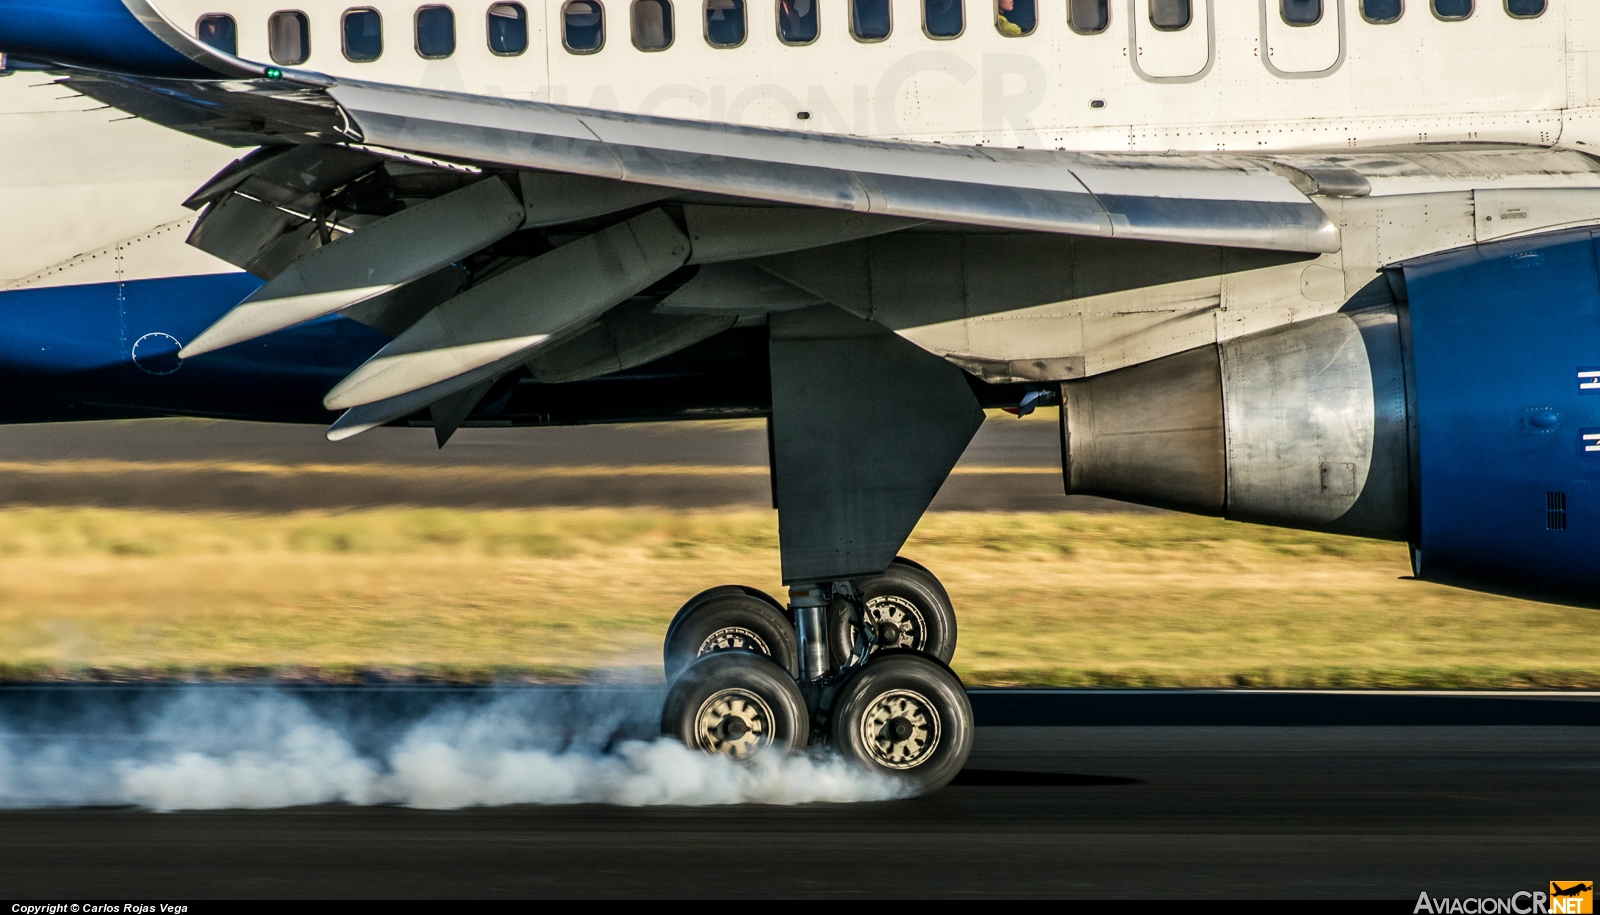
[
  {"x1": 135, "y1": 0, "x2": 1600, "y2": 148},
  {"x1": 6, "y1": 0, "x2": 1600, "y2": 379}
]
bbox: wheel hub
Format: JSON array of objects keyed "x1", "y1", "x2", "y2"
[
  {"x1": 861, "y1": 688, "x2": 941, "y2": 769},
  {"x1": 695, "y1": 688, "x2": 774, "y2": 760},
  {"x1": 863, "y1": 596, "x2": 925, "y2": 651},
  {"x1": 697, "y1": 626, "x2": 771, "y2": 658}
]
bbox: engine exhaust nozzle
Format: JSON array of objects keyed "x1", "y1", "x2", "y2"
[{"x1": 1062, "y1": 308, "x2": 1411, "y2": 541}]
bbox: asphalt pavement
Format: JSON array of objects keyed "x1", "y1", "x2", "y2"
[
  {"x1": 0, "y1": 687, "x2": 1593, "y2": 899},
  {"x1": 0, "y1": 413, "x2": 1149, "y2": 512}
]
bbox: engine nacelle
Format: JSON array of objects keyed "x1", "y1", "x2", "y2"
[
  {"x1": 1062, "y1": 226, "x2": 1600, "y2": 599},
  {"x1": 1062, "y1": 305, "x2": 1410, "y2": 541}
]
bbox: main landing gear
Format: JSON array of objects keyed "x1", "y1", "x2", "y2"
[
  {"x1": 668, "y1": 304, "x2": 988, "y2": 793},
  {"x1": 660, "y1": 558, "x2": 974, "y2": 794}
]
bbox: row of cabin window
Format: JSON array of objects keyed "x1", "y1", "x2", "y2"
[
  {"x1": 605, "y1": 0, "x2": 1043, "y2": 48},
  {"x1": 1358, "y1": 0, "x2": 1547, "y2": 22},
  {"x1": 568, "y1": 0, "x2": 1546, "y2": 53},
  {"x1": 196, "y1": 4, "x2": 532, "y2": 63},
  {"x1": 194, "y1": 0, "x2": 1547, "y2": 64}
]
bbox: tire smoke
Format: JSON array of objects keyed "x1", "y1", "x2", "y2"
[{"x1": 0, "y1": 687, "x2": 911, "y2": 810}]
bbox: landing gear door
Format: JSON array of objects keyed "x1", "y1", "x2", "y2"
[
  {"x1": 1261, "y1": 0, "x2": 1343, "y2": 76},
  {"x1": 1130, "y1": 0, "x2": 1213, "y2": 81}
]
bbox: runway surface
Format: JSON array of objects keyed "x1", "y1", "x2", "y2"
[
  {"x1": 0, "y1": 686, "x2": 1594, "y2": 898},
  {"x1": 0, "y1": 415, "x2": 1151, "y2": 512}
]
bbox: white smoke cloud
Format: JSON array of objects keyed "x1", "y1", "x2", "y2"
[{"x1": 0, "y1": 688, "x2": 909, "y2": 811}]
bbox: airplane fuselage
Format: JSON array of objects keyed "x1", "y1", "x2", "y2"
[{"x1": 79, "y1": 0, "x2": 1596, "y2": 151}]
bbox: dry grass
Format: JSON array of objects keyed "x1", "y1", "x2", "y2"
[{"x1": 1, "y1": 507, "x2": 1597, "y2": 687}]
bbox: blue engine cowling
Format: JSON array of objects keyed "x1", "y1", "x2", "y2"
[{"x1": 1404, "y1": 226, "x2": 1600, "y2": 597}]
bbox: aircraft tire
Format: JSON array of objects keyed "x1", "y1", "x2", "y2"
[
  {"x1": 828, "y1": 650, "x2": 973, "y2": 795},
  {"x1": 663, "y1": 588, "x2": 797, "y2": 681},
  {"x1": 828, "y1": 558, "x2": 957, "y2": 667},
  {"x1": 661, "y1": 650, "x2": 809, "y2": 763}
]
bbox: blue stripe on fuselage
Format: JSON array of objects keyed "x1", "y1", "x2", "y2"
[
  {"x1": 0, "y1": 0, "x2": 215, "y2": 77},
  {"x1": 0, "y1": 273, "x2": 391, "y2": 423}
]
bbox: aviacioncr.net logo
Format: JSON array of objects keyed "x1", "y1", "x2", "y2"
[{"x1": 1414, "y1": 884, "x2": 1593, "y2": 915}]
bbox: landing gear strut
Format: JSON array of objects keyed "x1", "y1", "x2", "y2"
[{"x1": 660, "y1": 558, "x2": 973, "y2": 794}]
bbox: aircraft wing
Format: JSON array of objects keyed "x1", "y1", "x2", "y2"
[
  {"x1": 62, "y1": 72, "x2": 1339, "y2": 255},
  {"x1": 324, "y1": 80, "x2": 1338, "y2": 254},
  {"x1": 56, "y1": 70, "x2": 1342, "y2": 441}
]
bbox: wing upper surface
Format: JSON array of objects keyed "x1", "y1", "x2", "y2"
[
  {"x1": 328, "y1": 80, "x2": 1340, "y2": 254},
  {"x1": 61, "y1": 72, "x2": 1340, "y2": 254}
]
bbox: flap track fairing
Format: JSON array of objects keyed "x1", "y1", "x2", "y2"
[
  {"x1": 179, "y1": 176, "x2": 525, "y2": 359},
  {"x1": 322, "y1": 207, "x2": 692, "y2": 411}
]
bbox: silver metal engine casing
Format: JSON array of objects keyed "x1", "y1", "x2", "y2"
[{"x1": 1061, "y1": 306, "x2": 1411, "y2": 540}]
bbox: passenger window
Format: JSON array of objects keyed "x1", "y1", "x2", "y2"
[
  {"x1": 1281, "y1": 0, "x2": 1321, "y2": 24},
  {"x1": 1069, "y1": 0, "x2": 1108, "y2": 33},
  {"x1": 487, "y1": 3, "x2": 529, "y2": 54},
  {"x1": 1505, "y1": 0, "x2": 1545, "y2": 17},
  {"x1": 1149, "y1": 0, "x2": 1190, "y2": 31},
  {"x1": 776, "y1": 0, "x2": 817, "y2": 44},
  {"x1": 196, "y1": 14, "x2": 238, "y2": 55},
  {"x1": 995, "y1": 0, "x2": 1034, "y2": 35},
  {"x1": 924, "y1": 0, "x2": 962, "y2": 37},
  {"x1": 563, "y1": 0, "x2": 605, "y2": 51},
  {"x1": 415, "y1": 6, "x2": 455, "y2": 58},
  {"x1": 851, "y1": 0, "x2": 891, "y2": 40},
  {"x1": 704, "y1": 0, "x2": 745, "y2": 46},
  {"x1": 633, "y1": 0, "x2": 673, "y2": 48},
  {"x1": 268, "y1": 11, "x2": 310, "y2": 65},
  {"x1": 1431, "y1": 0, "x2": 1471, "y2": 18},
  {"x1": 1359, "y1": 0, "x2": 1402, "y2": 22},
  {"x1": 343, "y1": 8, "x2": 383, "y2": 60}
]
